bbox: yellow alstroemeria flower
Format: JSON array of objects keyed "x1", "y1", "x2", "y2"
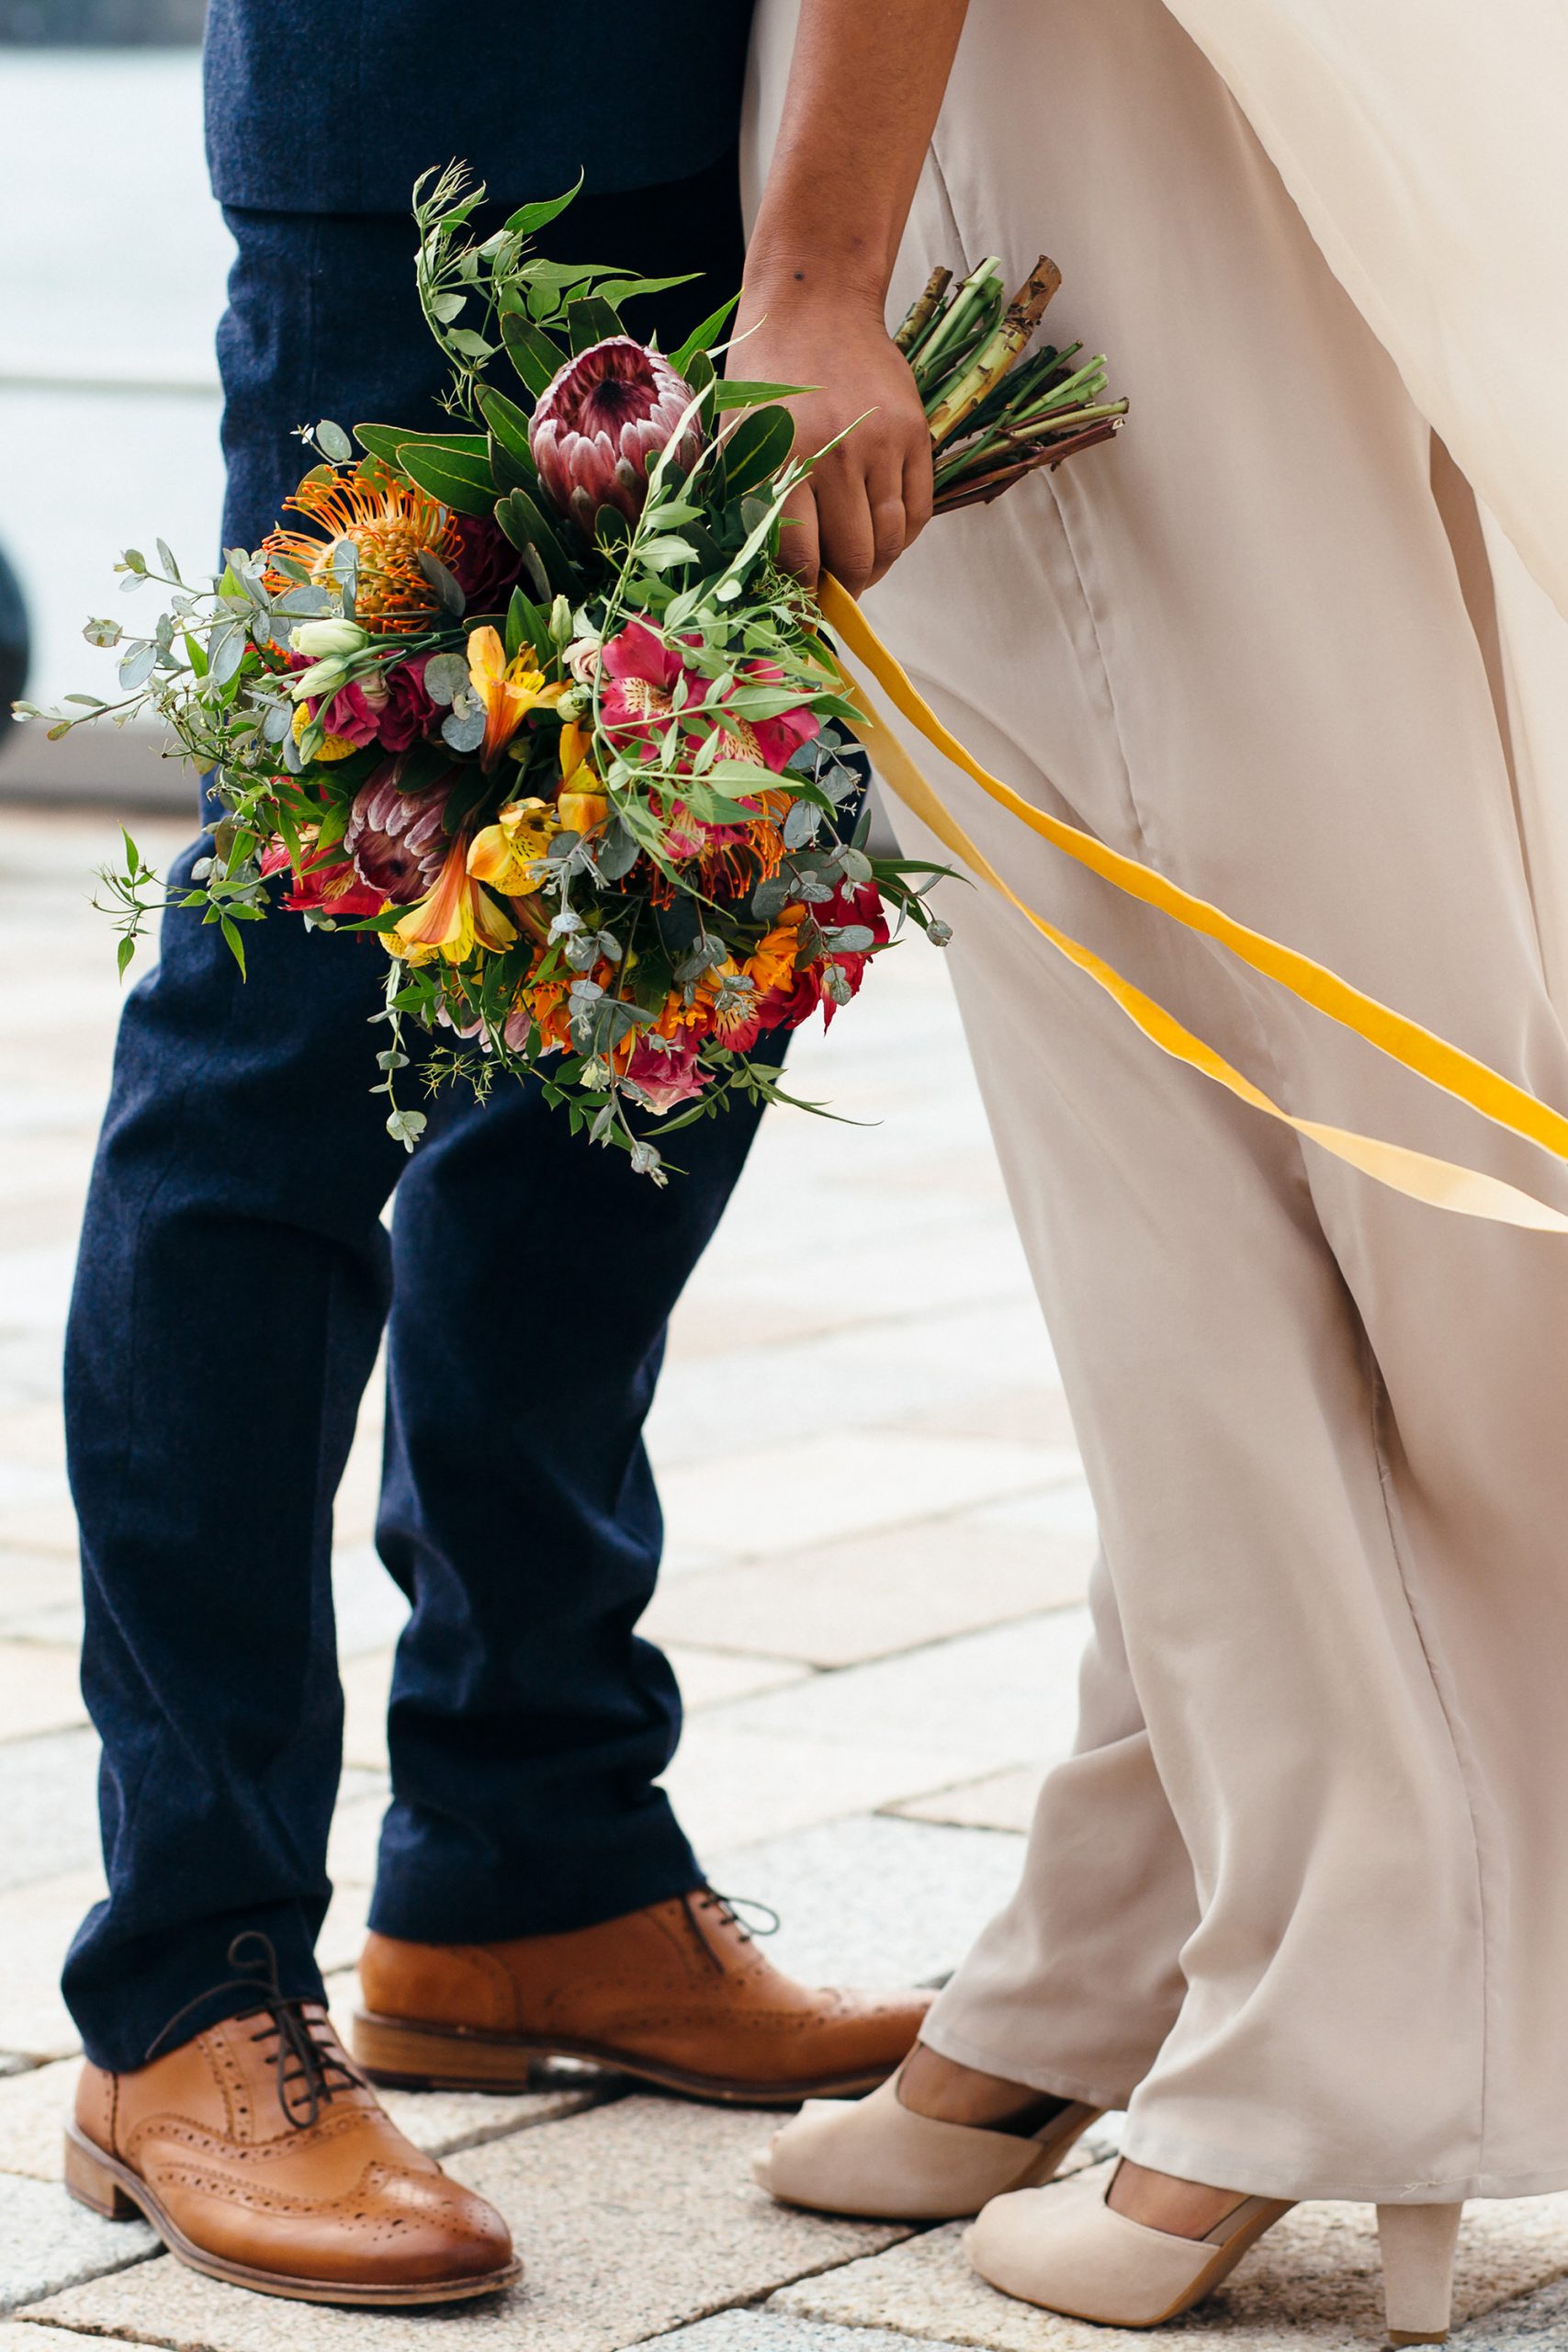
[
  {"x1": 387, "y1": 840, "x2": 517, "y2": 965},
  {"x1": 467, "y1": 797, "x2": 560, "y2": 898},
  {"x1": 553, "y1": 722, "x2": 609, "y2": 836},
  {"x1": 468, "y1": 625, "x2": 568, "y2": 770}
]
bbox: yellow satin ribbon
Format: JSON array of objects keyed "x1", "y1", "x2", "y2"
[{"x1": 819, "y1": 574, "x2": 1568, "y2": 1234}]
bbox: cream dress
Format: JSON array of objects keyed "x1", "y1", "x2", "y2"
[{"x1": 745, "y1": 0, "x2": 1568, "y2": 2200}]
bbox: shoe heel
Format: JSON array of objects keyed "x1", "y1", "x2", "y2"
[
  {"x1": 1378, "y1": 2202, "x2": 1461, "y2": 2345},
  {"x1": 352, "y1": 2010, "x2": 535, "y2": 2092},
  {"x1": 63, "y1": 2130, "x2": 140, "y2": 2221}
]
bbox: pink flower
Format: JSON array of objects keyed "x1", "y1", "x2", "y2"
[
  {"x1": 622, "y1": 1029, "x2": 712, "y2": 1114},
  {"x1": 260, "y1": 838, "x2": 384, "y2": 918},
  {"x1": 771, "y1": 877, "x2": 890, "y2": 1032},
  {"x1": 532, "y1": 339, "x2": 705, "y2": 535},
  {"x1": 598, "y1": 618, "x2": 819, "y2": 777},
  {"x1": 319, "y1": 656, "x2": 437, "y2": 753}
]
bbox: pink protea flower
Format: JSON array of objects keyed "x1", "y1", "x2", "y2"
[
  {"x1": 343, "y1": 763, "x2": 456, "y2": 905},
  {"x1": 531, "y1": 338, "x2": 705, "y2": 535}
]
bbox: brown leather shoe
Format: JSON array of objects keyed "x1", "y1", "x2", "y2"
[
  {"x1": 66, "y1": 1991, "x2": 518, "y2": 2304},
  {"x1": 354, "y1": 1890, "x2": 931, "y2": 2105}
]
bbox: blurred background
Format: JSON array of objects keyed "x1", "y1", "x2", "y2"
[{"x1": 0, "y1": 0, "x2": 224, "y2": 807}]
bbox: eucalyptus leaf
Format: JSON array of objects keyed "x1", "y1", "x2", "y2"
[
  {"x1": 315, "y1": 419, "x2": 354, "y2": 462},
  {"x1": 423, "y1": 650, "x2": 471, "y2": 706},
  {"x1": 117, "y1": 640, "x2": 157, "y2": 690}
]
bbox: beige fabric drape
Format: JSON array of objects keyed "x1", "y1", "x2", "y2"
[
  {"x1": 744, "y1": 0, "x2": 1568, "y2": 2201},
  {"x1": 1157, "y1": 0, "x2": 1568, "y2": 1007}
]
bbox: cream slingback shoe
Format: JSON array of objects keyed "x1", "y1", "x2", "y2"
[
  {"x1": 753, "y1": 2069, "x2": 1103, "y2": 2222},
  {"x1": 969, "y1": 2165, "x2": 1463, "y2": 2343}
]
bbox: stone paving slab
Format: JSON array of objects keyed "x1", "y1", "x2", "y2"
[
  {"x1": 0, "y1": 2170, "x2": 156, "y2": 2314},
  {"x1": 644, "y1": 1300, "x2": 1063, "y2": 1473},
  {"x1": 0, "y1": 1645, "x2": 86, "y2": 1745},
  {"x1": 653, "y1": 2315, "x2": 959, "y2": 2352},
  {"x1": 886, "y1": 1770, "x2": 1041, "y2": 1837},
  {"x1": 0, "y1": 1733, "x2": 102, "y2": 1894},
  {"x1": 660, "y1": 1433, "x2": 1056, "y2": 1569},
  {"x1": 31, "y1": 2098, "x2": 910, "y2": 2352},
  {"x1": 690, "y1": 1611, "x2": 1089, "y2": 1787},
  {"x1": 709, "y1": 1815, "x2": 1026, "y2": 1993},
  {"x1": 1454, "y1": 2273, "x2": 1568, "y2": 2344},
  {"x1": 644, "y1": 1510, "x2": 1092, "y2": 1670},
  {"x1": 660, "y1": 1724, "x2": 989, "y2": 1856},
  {"x1": 0, "y1": 1872, "x2": 106, "y2": 2060},
  {"x1": 771, "y1": 2170, "x2": 1568, "y2": 2351}
]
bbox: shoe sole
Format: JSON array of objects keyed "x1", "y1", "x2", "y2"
[
  {"x1": 353, "y1": 2007, "x2": 897, "y2": 2107},
  {"x1": 62, "y1": 2122, "x2": 522, "y2": 2307}
]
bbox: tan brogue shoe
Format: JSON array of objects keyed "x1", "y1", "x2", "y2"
[
  {"x1": 65, "y1": 1970, "x2": 518, "y2": 2303},
  {"x1": 354, "y1": 1889, "x2": 931, "y2": 2105}
]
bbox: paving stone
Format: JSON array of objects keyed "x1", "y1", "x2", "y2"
[
  {"x1": 1456, "y1": 2272, "x2": 1568, "y2": 2344},
  {"x1": 330, "y1": 1541, "x2": 411, "y2": 1660},
  {"x1": 34, "y1": 2097, "x2": 909, "y2": 2351},
  {"x1": 0, "y1": 1731, "x2": 100, "y2": 1893},
  {"x1": 0, "y1": 2327, "x2": 138, "y2": 2352},
  {"x1": 690, "y1": 1611, "x2": 1089, "y2": 1788},
  {"x1": 660, "y1": 1722, "x2": 977, "y2": 1854},
  {"x1": 0, "y1": 2056, "x2": 73, "y2": 2181},
  {"x1": 707, "y1": 1815, "x2": 1026, "y2": 1992},
  {"x1": 886, "y1": 1769, "x2": 1042, "y2": 1835},
  {"x1": 772, "y1": 2170, "x2": 1568, "y2": 2351},
  {"x1": 0, "y1": 2169, "x2": 157, "y2": 2312},
  {"x1": 0, "y1": 1871, "x2": 104, "y2": 2059},
  {"x1": 645, "y1": 1506, "x2": 1093, "y2": 1670},
  {"x1": 646, "y1": 1299, "x2": 1064, "y2": 1472},
  {"x1": 0, "y1": 1549, "x2": 78, "y2": 1629},
  {"x1": 669, "y1": 1647, "x2": 815, "y2": 1711},
  {"x1": 657, "y1": 2315, "x2": 955, "y2": 2352},
  {"x1": 0, "y1": 1645, "x2": 86, "y2": 1744},
  {"x1": 659, "y1": 1432, "x2": 1058, "y2": 1567}
]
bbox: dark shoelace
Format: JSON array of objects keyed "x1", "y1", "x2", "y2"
[
  {"x1": 142, "y1": 1930, "x2": 361, "y2": 2130},
  {"x1": 684, "y1": 1887, "x2": 783, "y2": 1968}
]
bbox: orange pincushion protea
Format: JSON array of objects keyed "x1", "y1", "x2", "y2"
[{"x1": 264, "y1": 463, "x2": 465, "y2": 634}]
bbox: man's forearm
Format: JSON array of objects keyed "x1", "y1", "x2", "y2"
[{"x1": 747, "y1": 0, "x2": 972, "y2": 308}]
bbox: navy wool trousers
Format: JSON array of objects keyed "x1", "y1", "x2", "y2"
[{"x1": 62, "y1": 154, "x2": 761, "y2": 2071}]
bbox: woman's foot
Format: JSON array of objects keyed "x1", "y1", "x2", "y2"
[
  {"x1": 897, "y1": 2042, "x2": 1072, "y2": 2137},
  {"x1": 1106, "y1": 2155, "x2": 1251, "y2": 2239},
  {"x1": 752, "y1": 2041, "x2": 1101, "y2": 2222}
]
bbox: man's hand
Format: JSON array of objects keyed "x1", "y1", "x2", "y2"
[{"x1": 732, "y1": 279, "x2": 934, "y2": 599}]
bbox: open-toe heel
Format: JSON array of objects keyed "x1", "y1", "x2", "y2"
[
  {"x1": 1378, "y1": 2203, "x2": 1462, "y2": 2346},
  {"x1": 753, "y1": 2070, "x2": 1102, "y2": 2221}
]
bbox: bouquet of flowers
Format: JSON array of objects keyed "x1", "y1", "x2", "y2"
[{"x1": 17, "y1": 170, "x2": 1122, "y2": 1180}]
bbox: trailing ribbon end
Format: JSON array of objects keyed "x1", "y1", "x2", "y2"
[{"x1": 821, "y1": 576, "x2": 1568, "y2": 1236}]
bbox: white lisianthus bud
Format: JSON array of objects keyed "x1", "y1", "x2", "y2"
[
  {"x1": 289, "y1": 618, "x2": 369, "y2": 659},
  {"x1": 289, "y1": 657, "x2": 350, "y2": 701}
]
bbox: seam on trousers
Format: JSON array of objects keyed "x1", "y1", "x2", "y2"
[{"x1": 1367, "y1": 1346, "x2": 1490, "y2": 2188}]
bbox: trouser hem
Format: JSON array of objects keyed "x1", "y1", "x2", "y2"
[
  {"x1": 1119, "y1": 2119, "x2": 1568, "y2": 2205},
  {"x1": 67, "y1": 1898, "x2": 328, "y2": 2076},
  {"x1": 367, "y1": 1800, "x2": 705, "y2": 1945}
]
